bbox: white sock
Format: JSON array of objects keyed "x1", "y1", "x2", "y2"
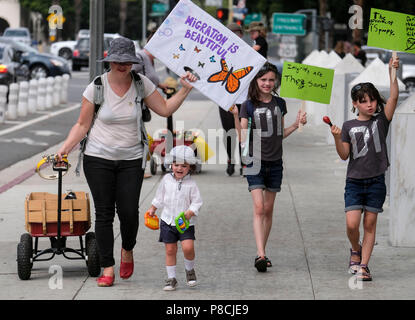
[
  {"x1": 184, "y1": 258, "x2": 195, "y2": 271},
  {"x1": 166, "y1": 265, "x2": 176, "y2": 279}
]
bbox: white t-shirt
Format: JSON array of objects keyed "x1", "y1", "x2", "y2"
[{"x1": 82, "y1": 72, "x2": 156, "y2": 161}]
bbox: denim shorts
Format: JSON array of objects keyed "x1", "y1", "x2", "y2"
[
  {"x1": 246, "y1": 159, "x2": 283, "y2": 193},
  {"x1": 344, "y1": 174, "x2": 387, "y2": 213},
  {"x1": 158, "y1": 219, "x2": 195, "y2": 243}
]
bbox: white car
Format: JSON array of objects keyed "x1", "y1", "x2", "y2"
[
  {"x1": 50, "y1": 40, "x2": 77, "y2": 60},
  {"x1": 2, "y1": 27, "x2": 31, "y2": 47}
]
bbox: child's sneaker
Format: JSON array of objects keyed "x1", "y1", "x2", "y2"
[
  {"x1": 185, "y1": 269, "x2": 197, "y2": 287},
  {"x1": 163, "y1": 278, "x2": 178, "y2": 291}
]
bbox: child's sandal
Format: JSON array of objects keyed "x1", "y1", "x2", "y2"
[
  {"x1": 356, "y1": 264, "x2": 372, "y2": 281},
  {"x1": 348, "y1": 246, "x2": 362, "y2": 274}
]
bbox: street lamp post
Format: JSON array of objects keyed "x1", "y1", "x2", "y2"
[{"x1": 89, "y1": 0, "x2": 105, "y2": 82}]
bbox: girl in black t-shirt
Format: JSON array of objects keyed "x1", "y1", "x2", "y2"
[
  {"x1": 247, "y1": 22, "x2": 268, "y2": 58},
  {"x1": 231, "y1": 62, "x2": 307, "y2": 272},
  {"x1": 329, "y1": 57, "x2": 400, "y2": 281}
]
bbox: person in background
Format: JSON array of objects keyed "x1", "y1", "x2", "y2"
[
  {"x1": 353, "y1": 41, "x2": 367, "y2": 66},
  {"x1": 334, "y1": 40, "x2": 345, "y2": 58},
  {"x1": 218, "y1": 22, "x2": 246, "y2": 176},
  {"x1": 132, "y1": 31, "x2": 169, "y2": 178},
  {"x1": 247, "y1": 21, "x2": 268, "y2": 58}
]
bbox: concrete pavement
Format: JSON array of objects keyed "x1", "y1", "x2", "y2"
[{"x1": 1, "y1": 98, "x2": 415, "y2": 301}]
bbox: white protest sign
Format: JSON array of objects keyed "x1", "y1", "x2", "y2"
[{"x1": 145, "y1": 0, "x2": 266, "y2": 111}]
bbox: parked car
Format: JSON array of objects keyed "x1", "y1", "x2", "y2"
[
  {"x1": 362, "y1": 46, "x2": 415, "y2": 92},
  {"x1": 72, "y1": 33, "x2": 120, "y2": 71},
  {"x1": 50, "y1": 40, "x2": 77, "y2": 60},
  {"x1": 0, "y1": 43, "x2": 30, "y2": 86},
  {"x1": 0, "y1": 37, "x2": 71, "y2": 79},
  {"x1": 2, "y1": 27, "x2": 32, "y2": 46},
  {"x1": 77, "y1": 29, "x2": 90, "y2": 40}
]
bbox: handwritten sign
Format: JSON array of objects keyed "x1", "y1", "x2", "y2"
[
  {"x1": 279, "y1": 62, "x2": 334, "y2": 104},
  {"x1": 367, "y1": 8, "x2": 415, "y2": 54},
  {"x1": 145, "y1": 0, "x2": 266, "y2": 111}
]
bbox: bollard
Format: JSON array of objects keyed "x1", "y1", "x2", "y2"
[
  {"x1": 0, "y1": 85, "x2": 7, "y2": 124},
  {"x1": 28, "y1": 79, "x2": 38, "y2": 113},
  {"x1": 7, "y1": 83, "x2": 18, "y2": 120},
  {"x1": 61, "y1": 74, "x2": 70, "y2": 104},
  {"x1": 37, "y1": 78, "x2": 46, "y2": 111},
  {"x1": 389, "y1": 93, "x2": 415, "y2": 247},
  {"x1": 45, "y1": 77, "x2": 54, "y2": 109},
  {"x1": 17, "y1": 81, "x2": 29, "y2": 117},
  {"x1": 53, "y1": 76, "x2": 62, "y2": 107}
]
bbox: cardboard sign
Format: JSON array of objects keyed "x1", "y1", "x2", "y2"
[
  {"x1": 144, "y1": 0, "x2": 266, "y2": 111},
  {"x1": 279, "y1": 61, "x2": 334, "y2": 104},
  {"x1": 367, "y1": 8, "x2": 415, "y2": 54}
]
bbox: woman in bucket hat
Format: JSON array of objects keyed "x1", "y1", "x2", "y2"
[
  {"x1": 56, "y1": 37, "x2": 197, "y2": 287},
  {"x1": 247, "y1": 21, "x2": 268, "y2": 58}
]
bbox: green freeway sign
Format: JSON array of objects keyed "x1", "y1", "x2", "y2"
[
  {"x1": 272, "y1": 13, "x2": 306, "y2": 35},
  {"x1": 244, "y1": 13, "x2": 262, "y2": 25}
]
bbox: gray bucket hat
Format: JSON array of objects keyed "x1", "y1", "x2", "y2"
[{"x1": 99, "y1": 37, "x2": 141, "y2": 64}]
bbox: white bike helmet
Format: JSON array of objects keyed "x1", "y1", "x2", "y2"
[{"x1": 164, "y1": 145, "x2": 197, "y2": 166}]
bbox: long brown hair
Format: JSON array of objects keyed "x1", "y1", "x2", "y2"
[{"x1": 248, "y1": 62, "x2": 280, "y2": 106}]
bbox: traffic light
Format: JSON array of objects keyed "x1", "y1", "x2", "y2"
[{"x1": 216, "y1": 8, "x2": 229, "y2": 21}]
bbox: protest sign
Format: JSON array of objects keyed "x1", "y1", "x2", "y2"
[
  {"x1": 144, "y1": 0, "x2": 266, "y2": 111},
  {"x1": 367, "y1": 8, "x2": 415, "y2": 54},
  {"x1": 279, "y1": 61, "x2": 334, "y2": 104}
]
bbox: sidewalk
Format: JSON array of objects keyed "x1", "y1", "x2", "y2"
[{"x1": 1, "y1": 99, "x2": 414, "y2": 300}]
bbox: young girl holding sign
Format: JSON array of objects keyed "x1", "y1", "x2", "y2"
[
  {"x1": 329, "y1": 56, "x2": 399, "y2": 281},
  {"x1": 231, "y1": 62, "x2": 307, "y2": 272}
]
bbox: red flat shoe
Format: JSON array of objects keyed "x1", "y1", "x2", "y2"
[
  {"x1": 97, "y1": 275, "x2": 114, "y2": 287},
  {"x1": 120, "y1": 249, "x2": 134, "y2": 279}
]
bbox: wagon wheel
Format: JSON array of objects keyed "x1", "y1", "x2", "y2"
[
  {"x1": 17, "y1": 233, "x2": 33, "y2": 280},
  {"x1": 150, "y1": 156, "x2": 157, "y2": 175},
  {"x1": 85, "y1": 232, "x2": 101, "y2": 277}
]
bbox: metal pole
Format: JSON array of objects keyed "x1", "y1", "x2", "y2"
[
  {"x1": 89, "y1": 0, "x2": 105, "y2": 82},
  {"x1": 228, "y1": 0, "x2": 233, "y2": 25},
  {"x1": 142, "y1": 0, "x2": 147, "y2": 46}
]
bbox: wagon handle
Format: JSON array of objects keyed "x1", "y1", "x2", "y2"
[{"x1": 36, "y1": 154, "x2": 71, "y2": 180}]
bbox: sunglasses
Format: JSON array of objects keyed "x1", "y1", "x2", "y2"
[
  {"x1": 351, "y1": 82, "x2": 374, "y2": 94},
  {"x1": 114, "y1": 62, "x2": 133, "y2": 66}
]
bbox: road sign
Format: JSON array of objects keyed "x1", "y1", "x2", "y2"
[
  {"x1": 149, "y1": 3, "x2": 168, "y2": 17},
  {"x1": 272, "y1": 13, "x2": 306, "y2": 35},
  {"x1": 244, "y1": 13, "x2": 261, "y2": 26}
]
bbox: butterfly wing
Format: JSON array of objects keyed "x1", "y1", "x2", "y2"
[
  {"x1": 207, "y1": 59, "x2": 229, "y2": 83},
  {"x1": 225, "y1": 66, "x2": 253, "y2": 93},
  {"x1": 207, "y1": 70, "x2": 228, "y2": 83},
  {"x1": 225, "y1": 73, "x2": 240, "y2": 93},
  {"x1": 232, "y1": 66, "x2": 253, "y2": 80}
]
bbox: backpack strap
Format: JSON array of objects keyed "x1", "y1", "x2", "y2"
[
  {"x1": 75, "y1": 75, "x2": 104, "y2": 176},
  {"x1": 130, "y1": 71, "x2": 149, "y2": 169},
  {"x1": 93, "y1": 75, "x2": 104, "y2": 114}
]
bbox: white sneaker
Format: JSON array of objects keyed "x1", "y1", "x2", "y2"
[
  {"x1": 163, "y1": 278, "x2": 177, "y2": 291},
  {"x1": 185, "y1": 269, "x2": 197, "y2": 287}
]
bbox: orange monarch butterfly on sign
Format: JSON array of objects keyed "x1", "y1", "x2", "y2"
[{"x1": 207, "y1": 59, "x2": 253, "y2": 94}]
